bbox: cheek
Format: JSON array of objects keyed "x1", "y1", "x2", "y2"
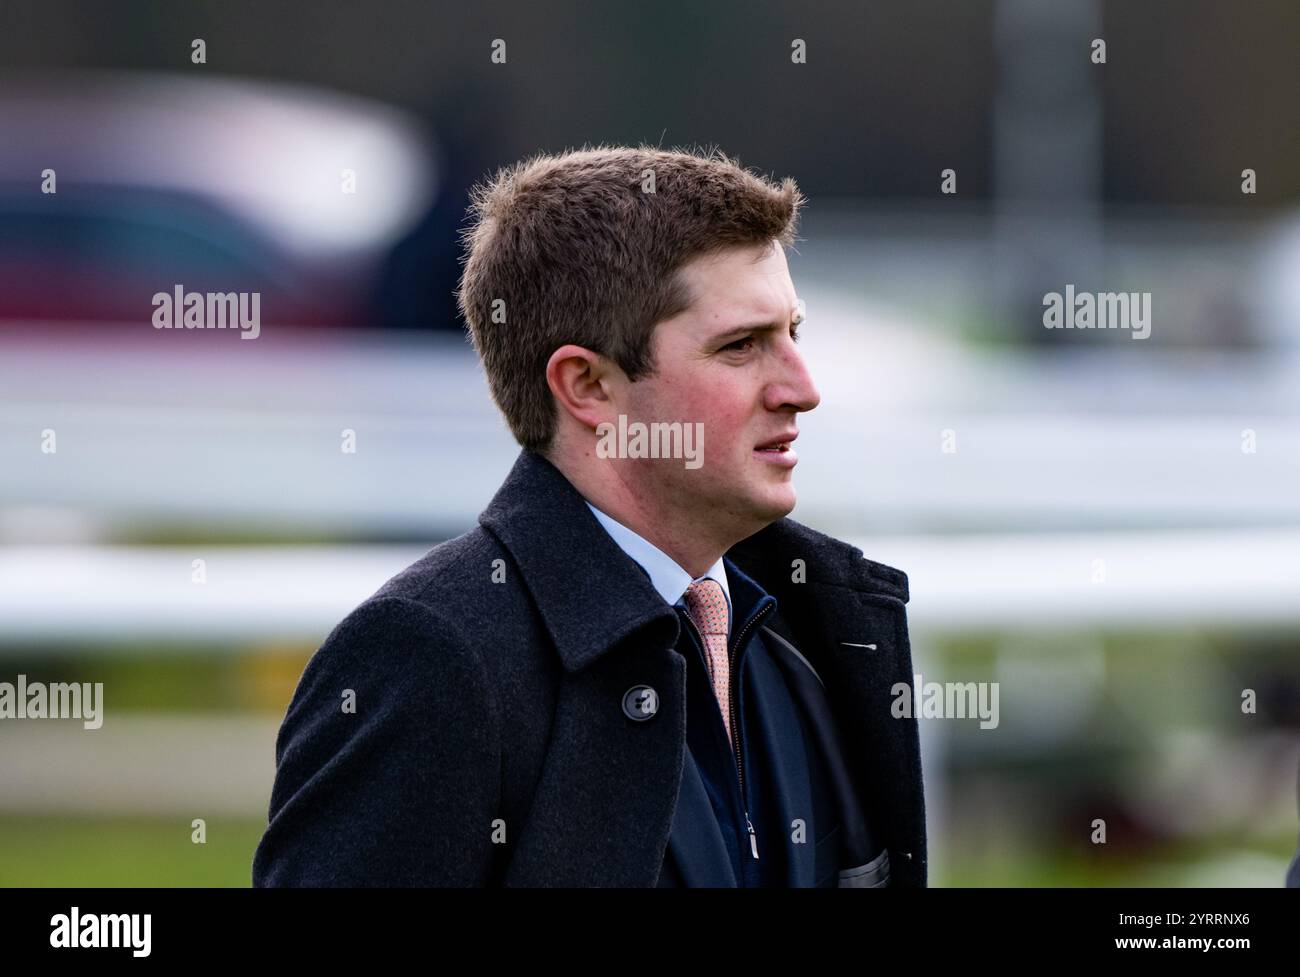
[
  {"x1": 671, "y1": 372, "x2": 751, "y2": 426},
  {"x1": 641, "y1": 365, "x2": 759, "y2": 459},
  {"x1": 697, "y1": 385, "x2": 755, "y2": 447}
]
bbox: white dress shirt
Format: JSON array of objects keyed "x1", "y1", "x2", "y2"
[{"x1": 584, "y1": 500, "x2": 733, "y2": 633}]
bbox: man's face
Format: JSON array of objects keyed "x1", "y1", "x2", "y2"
[{"x1": 616, "y1": 240, "x2": 820, "y2": 536}]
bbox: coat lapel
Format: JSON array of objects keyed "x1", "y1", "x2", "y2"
[
  {"x1": 479, "y1": 450, "x2": 688, "y2": 886},
  {"x1": 478, "y1": 449, "x2": 680, "y2": 674}
]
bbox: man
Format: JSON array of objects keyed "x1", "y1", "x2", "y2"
[{"x1": 252, "y1": 145, "x2": 926, "y2": 887}]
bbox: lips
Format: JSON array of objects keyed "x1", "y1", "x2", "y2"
[{"x1": 754, "y1": 432, "x2": 798, "y2": 452}]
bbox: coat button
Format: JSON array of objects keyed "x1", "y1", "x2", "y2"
[{"x1": 622, "y1": 685, "x2": 659, "y2": 721}]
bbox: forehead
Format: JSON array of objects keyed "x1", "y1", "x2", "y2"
[{"x1": 675, "y1": 242, "x2": 796, "y2": 322}]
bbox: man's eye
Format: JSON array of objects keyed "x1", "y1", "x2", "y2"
[
  {"x1": 723, "y1": 336, "x2": 755, "y2": 352},
  {"x1": 790, "y1": 325, "x2": 801, "y2": 343}
]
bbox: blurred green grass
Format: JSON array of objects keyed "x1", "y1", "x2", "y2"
[
  {"x1": 2, "y1": 815, "x2": 1292, "y2": 887},
  {"x1": 0, "y1": 815, "x2": 264, "y2": 887},
  {"x1": 943, "y1": 831, "x2": 1298, "y2": 887}
]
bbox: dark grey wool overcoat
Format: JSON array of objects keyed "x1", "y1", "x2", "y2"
[{"x1": 252, "y1": 448, "x2": 927, "y2": 887}]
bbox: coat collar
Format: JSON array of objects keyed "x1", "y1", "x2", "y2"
[
  {"x1": 477, "y1": 449, "x2": 680, "y2": 674},
  {"x1": 477, "y1": 448, "x2": 908, "y2": 674}
]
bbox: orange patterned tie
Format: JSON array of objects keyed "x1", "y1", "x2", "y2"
[{"x1": 681, "y1": 578, "x2": 733, "y2": 746}]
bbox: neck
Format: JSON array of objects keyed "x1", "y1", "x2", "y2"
[{"x1": 546, "y1": 447, "x2": 731, "y2": 579}]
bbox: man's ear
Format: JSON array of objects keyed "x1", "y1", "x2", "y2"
[{"x1": 545, "y1": 344, "x2": 621, "y2": 432}]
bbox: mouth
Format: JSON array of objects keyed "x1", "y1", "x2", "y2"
[
  {"x1": 755, "y1": 431, "x2": 797, "y2": 451},
  {"x1": 753, "y1": 432, "x2": 799, "y2": 467}
]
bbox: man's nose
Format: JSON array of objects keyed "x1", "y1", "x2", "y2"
[{"x1": 766, "y1": 343, "x2": 821, "y2": 413}]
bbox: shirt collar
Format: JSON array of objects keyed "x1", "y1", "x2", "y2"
[{"x1": 583, "y1": 500, "x2": 732, "y2": 620}]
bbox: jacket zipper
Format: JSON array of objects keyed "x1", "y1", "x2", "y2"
[{"x1": 681, "y1": 598, "x2": 775, "y2": 864}]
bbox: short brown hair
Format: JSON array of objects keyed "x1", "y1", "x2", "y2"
[{"x1": 455, "y1": 144, "x2": 805, "y2": 452}]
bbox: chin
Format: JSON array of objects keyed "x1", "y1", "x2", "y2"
[{"x1": 752, "y1": 484, "x2": 797, "y2": 521}]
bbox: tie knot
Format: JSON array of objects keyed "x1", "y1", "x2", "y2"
[{"x1": 681, "y1": 578, "x2": 729, "y2": 636}]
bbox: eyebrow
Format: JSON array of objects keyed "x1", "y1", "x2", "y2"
[{"x1": 708, "y1": 307, "x2": 804, "y2": 345}]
